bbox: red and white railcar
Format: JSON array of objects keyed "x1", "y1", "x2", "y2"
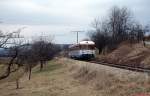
[{"x1": 68, "y1": 40, "x2": 95, "y2": 59}]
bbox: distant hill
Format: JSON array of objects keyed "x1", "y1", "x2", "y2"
[
  {"x1": 55, "y1": 44, "x2": 71, "y2": 50},
  {"x1": 0, "y1": 48, "x2": 10, "y2": 57}
]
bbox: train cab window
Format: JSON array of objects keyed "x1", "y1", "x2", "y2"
[
  {"x1": 80, "y1": 45, "x2": 95, "y2": 50},
  {"x1": 88, "y1": 45, "x2": 95, "y2": 50}
]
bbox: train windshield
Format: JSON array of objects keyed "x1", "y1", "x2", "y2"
[{"x1": 80, "y1": 45, "x2": 95, "y2": 50}]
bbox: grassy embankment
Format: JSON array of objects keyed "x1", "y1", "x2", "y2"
[{"x1": 0, "y1": 58, "x2": 150, "y2": 96}]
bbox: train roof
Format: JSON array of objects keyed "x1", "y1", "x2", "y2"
[
  {"x1": 69, "y1": 40, "x2": 95, "y2": 48},
  {"x1": 79, "y1": 41, "x2": 95, "y2": 45}
]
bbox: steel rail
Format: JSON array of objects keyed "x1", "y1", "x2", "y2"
[{"x1": 88, "y1": 60, "x2": 150, "y2": 73}]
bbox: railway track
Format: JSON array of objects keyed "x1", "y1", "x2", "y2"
[{"x1": 88, "y1": 60, "x2": 150, "y2": 73}]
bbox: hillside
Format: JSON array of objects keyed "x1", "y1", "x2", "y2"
[
  {"x1": 0, "y1": 58, "x2": 150, "y2": 96},
  {"x1": 103, "y1": 43, "x2": 150, "y2": 68}
]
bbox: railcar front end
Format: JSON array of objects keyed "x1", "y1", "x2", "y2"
[{"x1": 68, "y1": 41, "x2": 95, "y2": 60}]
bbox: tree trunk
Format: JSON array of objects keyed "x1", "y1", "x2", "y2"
[
  {"x1": 16, "y1": 79, "x2": 19, "y2": 89},
  {"x1": 0, "y1": 56, "x2": 15, "y2": 80},
  {"x1": 0, "y1": 50, "x2": 18, "y2": 80},
  {"x1": 40, "y1": 61, "x2": 43, "y2": 71},
  {"x1": 28, "y1": 65, "x2": 32, "y2": 80},
  {"x1": 143, "y1": 38, "x2": 146, "y2": 47},
  {"x1": 98, "y1": 48, "x2": 102, "y2": 54}
]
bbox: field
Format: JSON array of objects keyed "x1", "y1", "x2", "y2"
[{"x1": 0, "y1": 58, "x2": 150, "y2": 96}]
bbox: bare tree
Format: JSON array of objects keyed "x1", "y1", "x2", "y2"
[
  {"x1": 89, "y1": 6, "x2": 149, "y2": 53},
  {"x1": 0, "y1": 30, "x2": 24, "y2": 80},
  {"x1": 31, "y1": 39, "x2": 60, "y2": 71},
  {"x1": 0, "y1": 30, "x2": 59, "y2": 88},
  {"x1": 108, "y1": 6, "x2": 132, "y2": 44},
  {"x1": 89, "y1": 19, "x2": 111, "y2": 54},
  {"x1": 15, "y1": 36, "x2": 60, "y2": 80},
  {"x1": 0, "y1": 28, "x2": 26, "y2": 88},
  {"x1": 12, "y1": 42, "x2": 38, "y2": 81}
]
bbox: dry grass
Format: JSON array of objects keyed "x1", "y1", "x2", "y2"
[
  {"x1": 103, "y1": 43, "x2": 150, "y2": 68},
  {"x1": 0, "y1": 58, "x2": 150, "y2": 96},
  {"x1": 0, "y1": 57, "x2": 11, "y2": 64},
  {"x1": 0, "y1": 58, "x2": 98, "y2": 96},
  {"x1": 146, "y1": 44, "x2": 150, "y2": 48},
  {"x1": 69, "y1": 59, "x2": 150, "y2": 96}
]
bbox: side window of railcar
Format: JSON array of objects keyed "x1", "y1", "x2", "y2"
[
  {"x1": 69, "y1": 47, "x2": 73, "y2": 51},
  {"x1": 80, "y1": 45, "x2": 95, "y2": 50},
  {"x1": 72, "y1": 45, "x2": 80, "y2": 50}
]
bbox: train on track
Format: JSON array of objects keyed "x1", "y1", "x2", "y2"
[{"x1": 68, "y1": 40, "x2": 96, "y2": 60}]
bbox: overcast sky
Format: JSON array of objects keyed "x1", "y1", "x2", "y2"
[{"x1": 0, "y1": 0, "x2": 150, "y2": 44}]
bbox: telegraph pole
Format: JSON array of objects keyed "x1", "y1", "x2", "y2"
[{"x1": 71, "y1": 31, "x2": 84, "y2": 43}]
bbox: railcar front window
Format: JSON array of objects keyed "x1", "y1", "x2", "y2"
[{"x1": 80, "y1": 45, "x2": 95, "y2": 50}]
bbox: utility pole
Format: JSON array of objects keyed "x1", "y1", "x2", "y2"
[{"x1": 71, "y1": 31, "x2": 84, "y2": 43}]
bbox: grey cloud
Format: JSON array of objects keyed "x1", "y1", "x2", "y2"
[
  {"x1": 0, "y1": 0, "x2": 150, "y2": 25},
  {"x1": 0, "y1": 0, "x2": 150, "y2": 44}
]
